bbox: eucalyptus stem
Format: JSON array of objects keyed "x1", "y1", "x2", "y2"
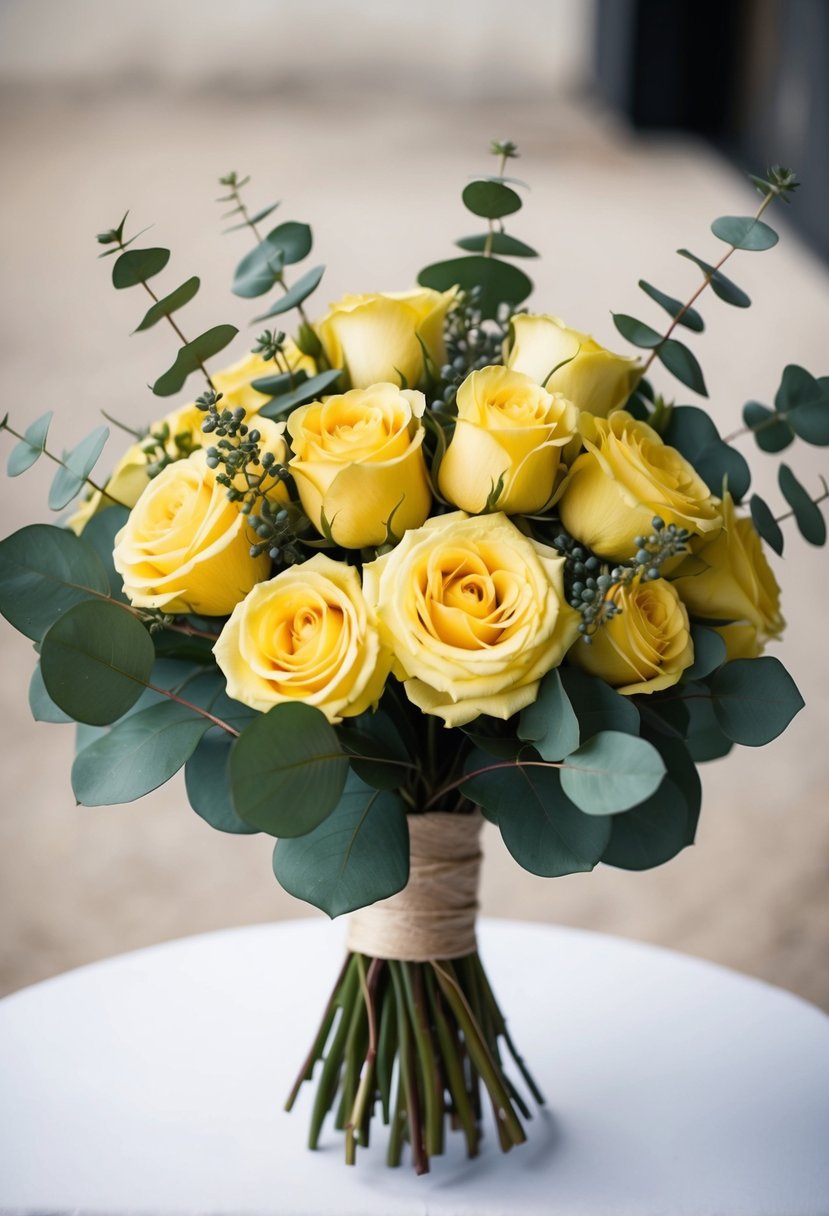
[
  {"x1": 0, "y1": 421, "x2": 129, "y2": 509},
  {"x1": 222, "y1": 177, "x2": 312, "y2": 327}
]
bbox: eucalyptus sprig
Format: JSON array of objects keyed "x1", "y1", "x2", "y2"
[{"x1": 1, "y1": 412, "x2": 121, "y2": 512}]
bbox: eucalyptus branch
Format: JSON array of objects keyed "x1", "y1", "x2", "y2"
[
  {"x1": 0, "y1": 420, "x2": 129, "y2": 509},
  {"x1": 424, "y1": 758, "x2": 560, "y2": 811},
  {"x1": 775, "y1": 476, "x2": 829, "y2": 524},
  {"x1": 483, "y1": 140, "x2": 518, "y2": 259},
  {"x1": 146, "y1": 681, "x2": 240, "y2": 737}
]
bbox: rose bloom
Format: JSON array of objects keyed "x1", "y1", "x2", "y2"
[
  {"x1": 287, "y1": 383, "x2": 431, "y2": 548},
  {"x1": 506, "y1": 313, "x2": 641, "y2": 417},
  {"x1": 113, "y1": 450, "x2": 269, "y2": 616},
  {"x1": 317, "y1": 288, "x2": 455, "y2": 389},
  {"x1": 673, "y1": 492, "x2": 784, "y2": 660},
  {"x1": 362, "y1": 511, "x2": 579, "y2": 727},
  {"x1": 557, "y1": 411, "x2": 721, "y2": 562},
  {"x1": 569, "y1": 575, "x2": 693, "y2": 694},
  {"x1": 214, "y1": 554, "x2": 391, "y2": 724},
  {"x1": 438, "y1": 366, "x2": 578, "y2": 515}
]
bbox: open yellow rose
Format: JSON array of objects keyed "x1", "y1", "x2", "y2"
[
  {"x1": 213, "y1": 554, "x2": 391, "y2": 723},
  {"x1": 557, "y1": 411, "x2": 721, "y2": 562},
  {"x1": 287, "y1": 383, "x2": 431, "y2": 549},
  {"x1": 569, "y1": 576, "x2": 693, "y2": 694},
  {"x1": 506, "y1": 313, "x2": 641, "y2": 416},
  {"x1": 113, "y1": 450, "x2": 269, "y2": 616},
  {"x1": 362, "y1": 511, "x2": 579, "y2": 726},
  {"x1": 438, "y1": 366, "x2": 578, "y2": 515},
  {"x1": 317, "y1": 289, "x2": 455, "y2": 389},
  {"x1": 673, "y1": 492, "x2": 784, "y2": 660}
]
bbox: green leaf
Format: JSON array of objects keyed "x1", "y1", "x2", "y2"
[
  {"x1": 230, "y1": 702, "x2": 347, "y2": 837},
  {"x1": 263, "y1": 221, "x2": 313, "y2": 266},
  {"x1": 338, "y1": 710, "x2": 412, "y2": 791},
  {"x1": 133, "y1": 277, "x2": 200, "y2": 332},
  {"x1": 517, "y1": 669, "x2": 579, "y2": 761},
  {"x1": 560, "y1": 731, "x2": 666, "y2": 815},
  {"x1": 152, "y1": 325, "x2": 239, "y2": 397},
  {"x1": 81, "y1": 506, "x2": 131, "y2": 600},
  {"x1": 72, "y1": 700, "x2": 210, "y2": 805},
  {"x1": 462, "y1": 180, "x2": 522, "y2": 219},
  {"x1": 677, "y1": 249, "x2": 751, "y2": 308},
  {"x1": 559, "y1": 667, "x2": 640, "y2": 737},
  {"x1": 48, "y1": 425, "x2": 109, "y2": 511},
  {"x1": 252, "y1": 265, "x2": 325, "y2": 322},
  {"x1": 778, "y1": 464, "x2": 827, "y2": 545},
  {"x1": 455, "y1": 232, "x2": 538, "y2": 257},
  {"x1": 749, "y1": 494, "x2": 784, "y2": 556},
  {"x1": 7, "y1": 411, "x2": 53, "y2": 476},
  {"x1": 273, "y1": 772, "x2": 409, "y2": 917},
  {"x1": 685, "y1": 689, "x2": 734, "y2": 762},
  {"x1": 493, "y1": 766, "x2": 611, "y2": 877},
  {"x1": 40, "y1": 600, "x2": 154, "y2": 725},
  {"x1": 458, "y1": 720, "x2": 523, "y2": 760},
  {"x1": 742, "y1": 401, "x2": 793, "y2": 453},
  {"x1": 662, "y1": 405, "x2": 750, "y2": 501},
  {"x1": 638, "y1": 281, "x2": 704, "y2": 332},
  {"x1": 29, "y1": 663, "x2": 73, "y2": 724},
  {"x1": 685, "y1": 625, "x2": 727, "y2": 680},
  {"x1": 711, "y1": 215, "x2": 778, "y2": 252},
  {"x1": 0, "y1": 524, "x2": 110, "y2": 641},
  {"x1": 612, "y1": 313, "x2": 664, "y2": 349},
  {"x1": 223, "y1": 202, "x2": 280, "y2": 233},
  {"x1": 601, "y1": 734, "x2": 701, "y2": 869},
  {"x1": 250, "y1": 369, "x2": 308, "y2": 396},
  {"x1": 232, "y1": 242, "x2": 284, "y2": 299},
  {"x1": 657, "y1": 337, "x2": 707, "y2": 396},
  {"x1": 418, "y1": 256, "x2": 532, "y2": 321},
  {"x1": 775, "y1": 365, "x2": 829, "y2": 447},
  {"x1": 184, "y1": 728, "x2": 258, "y2": 834},
  {"x1": 112, "y1": 247, "x2": 170, "y2": 289},
  {"x1": 258, "y1": 369, "x2": 343, "y2": 419},
  {"x1": 711, "y1": 657, "x2": 804, "y2": 746}
]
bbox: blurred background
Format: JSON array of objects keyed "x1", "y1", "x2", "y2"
[{"x1": 1, "y1": 0, "x2": 827, "y2": 1007}]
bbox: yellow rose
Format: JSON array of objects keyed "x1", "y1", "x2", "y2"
[
  {"x1": 362, "y1": 511, "x2": 579, "y2": 727},
  {"x1": 557, "y1": 411, "x2": 721, "y2": 562},
  {"x1": 569, "y1": 576, "x2": 693, "y2": 694},
  {"x1": 506, "y1": 313, "x2": 641, "y2": 416},
  {"x1": 113, "y1": 450, "x2": 269, "y2": 616},
  {"x1": 213, "y1": 554, "x2": 391, "y2": 723},
  {"x1": 673, "y1": 492, "x2": 784, "y2": 660},
  {"x1": 438, "y1": 366, "x2": 578, "y2": 515},
  {"x1": 317, "y1": 289, "x2": 455, "y2": 389},
  {"x1": 287, "y1": 383, "x2": 431, "y2": 548}
]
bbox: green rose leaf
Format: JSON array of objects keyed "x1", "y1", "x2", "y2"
[
  {"x1": 749, "y1": 494, "x2": 784, "y2": 556},
  {"x1": 492, "y1": 765, "x2": 611, "y2": 877},
  {"x1": 185, "y1": 728, "x2": 259, "y2": 834},
  {"x1": 40, "y1": 599, "x2": 154, "y2": 725},
  {"x1": 778, "y1": 464, "x2": 827, "y2": 545},
  {"x1": 742, "y1": 401, "x2": 794, "y2": 453},
  {"x1": 455, "y1": 232, "x2": 538, "y2": 257},
  {"x1": 230, "y1": 702, "x2": 348, "y2": 837},
  {"x1": 559, "y1": 667, "x2": 640, "y2": 738},
  {"x1": 7, "y1": 411, "x2": 53, "y2": 476},
  {"x1": 134, "y1": 276, "x2": 201, "y2": 332},
  {"x1": 710, "y1": 215, "x2": 779, "y2": 252},
  {"x1": 560, "y1": 731, "x2": 666, "y2": 815},
  {"x1": 518, "y1": 668, "x2": 579, "y2": 761},
  {"x1": 418, "y1": 255, "x2": 532, "y2": 320},
  {"x1": 685, "y1": 625, "x2": 727, "y2": 681},
  {"x1": 273, "y1": 772, "x2": 409, "y2": 917},
  {"x1": 612, "y1": 313, "x2": 664, "y2": 349},
  {"x1": 711, "y1": 656, "x2": 804, "y2": 746},
  {"x1": 462, "y1": 180, "x2": 522, "y2": 219},
  {"x1": 0, "y1": 524, "x2": 110, "y2": 641},
  {"x1": 677, "y1": 249, "x2": 751, "y2": 308},
  {"x1": 253, "y1": 264, "x2": 326, "y2": 322},
  {"x1": 48, "y1": 425, "x2": 110, "y2": 511},
  {"x1": 152, "y1": 325, "x2": 239, "y2": 397},
  {"x1": 258, "y1": 369, "x2": 344, "y2": 419},
  {"x1": 72, "y1": 700, "x2": 211, "y2": 805},
  {"x1": 112, "y1": 247, "x2": 171, "y2": 289},
  {"x1": 657, "y1": 337, "x2": 707, "y2": 397},
  {"x1": 637, "y1": 280, "x2": 704, "y2": 332}
]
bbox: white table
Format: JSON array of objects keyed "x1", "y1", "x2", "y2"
[{"x1": 1, "y1": 919, "x2": 827, "y2": 1215}]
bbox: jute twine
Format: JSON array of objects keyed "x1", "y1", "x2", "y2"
[{"x1": 345, "y1": 810, "x2": 483, "y2": 961}]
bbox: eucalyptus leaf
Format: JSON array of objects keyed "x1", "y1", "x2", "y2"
[
  {"x1": 711, "y1": 657, "x2": 804, "y2": 746},
  {"x1": 250, "y1": 369, "x2": 308, "y2": 396},
  {"x1": 133, "y1": 277, "x2": 200, "y2": 332},
  {"x1": 418, "y1": 255, "x2": 532, "y2": 320},
  {"x1": 711, "y1": 215, "x2": 778, "y2": 251},
  {"x1": 749, "y1": 494, "x2": 784, "y2": 556},
  {"x1": 601, "y1": 777, "x2": 689, "y2": 870},
  {"x1": 7, "y1": 411, "x2": 53, "y2": 476},
  {"x1": 685, "y1": 625, "x2": 727, "y2": 680},
  {"x1": 612, "y1": 313, "x2": 664, "y2": 349},
  {"x1": 72, "y1": 700, "x2": 211, "y2": 805},
  {"x1": 775, "y1": 365, "x2": 829, "y2": 446},
  {"x1": 560, "y1": 731, "x2": 666, "y2": 815},
  {"x1": 657, "y1": 337, "x2": 707, "y2": 397},
  {"x1": 778, "y1": 464, "x2": 827, "y2": 545},
  {"x1": 638, "y1": 281, "x2": 704, "y2": 332},
  {"x1": 81, "y1": 506, "x2": 130, "y2": 600},
  {"x1": 252, "y1": 265, "x2": 325, "y2": 321},
  {"x1": 185, "y1": 728, "x2": 258, "y2": 834},
  {"x1": 230, "y1": 702, "x2": 347, "y2": 837},
  {"x1": 742, "y1": 401, "x2": 793, "y2": 453},
  {"x1": 677, "y1": 249, "x2": 751, "y2": 308},
  {"x1": 518, "y1": 668, "x2": 579, "y2": 761},
  {"x1": 338, "y1": 709, "x2": 412, "y2": 791},
  {"x1": 662, "y1": 406, "x2": 750, "y2": 502},
  {"x1": 258, "y1": 369, "x2": 343, "y2": 419},
  {"x1": 112, "y1": 247, "x2": 170, "y2": 289},
  {"x1": 493, "y1": 766, "x2": 611, "y2": 877},
  {"x1": 0, "y1": 524, "x2": 110, "y2": 641},
  {"x1": 559, "y1": 667, "x2": 640, "y2": 737},
  {"x1": 274, "y1": 773, "x2": 409, "y2": 917},
  {"x1": 232, "y1": 242, "x2": 284, "y2": 298},
  {"x1": 685, "y1": 691, "x2": 734, "y2": 762},
  {"x1": 48, "y1": 426, "x2": 110, "y2": 511},
  {"x1": 40, "y1": 600, "x2": 154, "y2": 725},
  {"x1": 455, "y1": 233, "x2": 538, "y2": 257},
  {"x1": 152, "y1": 325, "x2": 239, "y2": 397},
  {"x1": 29, "y1": 663, "x2": 73, "y2": 724},
  {"x1": 462, "y1": 180, "x2": 522, "y2": 219}
]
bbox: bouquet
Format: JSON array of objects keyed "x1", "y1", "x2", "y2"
[{"x1": 1, "y1": 141, "x2": 826, "y2": 1175}]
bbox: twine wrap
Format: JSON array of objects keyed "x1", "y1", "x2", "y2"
[{"x1": 345, "y1": 810, "x2": 483, "y2": 961}]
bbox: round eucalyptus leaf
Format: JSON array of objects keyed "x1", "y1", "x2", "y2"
[
  {"x1": 637, "y1": 280, "x2": 704, "y2": 332},
  {"x1": 461, "y1": 180, "x2": 522, "y2": 219},
  {"x1": 711, "y1": 215, "x2": 778, "y2": 252},
  {"x1": 185, "y1": 728, "x2": 258, "y2": 834},
  {"x1": 7, "y1": 411, "x2": 53, "y2": 477},
  {"x1": 152, "y1": 325, "x2": 239, "y2": 397},
  {"x1": 455, "y1": 232, "x2": 538, "y2": 257},
  {"x1": 657, "y1": 337, "x2": 707, "y2": 397},
  {"x1": 48, "y1": 425, "x2": 110, "y2": 511},
  {"x1": 560, "y1": 731, "x2": 666, "y2": 815},
  {"x1": 112, "y1": 247, "x2": 170, "y2": 289},
  {"x1": 749, "y1": 494, "x2": 784, "y2": 556},
  {"x1": 253, "y1": 265, "x2": 325, "y2": 322},
  {"x1": 778, "y1": 464, "x2": 827, "y2": 545},
  {"x1": 518, "y1": 668, "x2": 579, "y2": 761},
  {"x1": 686, "y1": 625, "x2": 727, "y2": 681},
  {"x1": 559, "y1": 667, "x2": 640, "y2": 738},
  {"x1": 0, "y1": 524, "x2": 110, "y2": 641},
  {"x1": 494, "y1": 765, "x2": 611, "y2": 877},
  {"x1": 677, "y1": 249, "x2": 751, "y2": 308},
  {"x1": 612, "y1": 313, "x2": 664, "y2": 349},
  {"x1": 418, "y1": 255, "x2": 532, "y2": 320},
  {"x1": 742, "y1": 401, "x2": 793, "y2": 453},
  {"x1": 711, "y1": 657, "x2": 804, "y2": 746}
]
